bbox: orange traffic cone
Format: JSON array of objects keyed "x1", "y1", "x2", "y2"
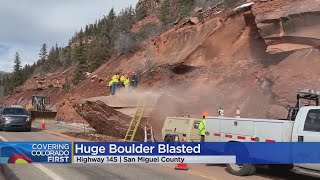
[
  {"x1": 236, "y1": 106, "x2": 240, "y2": 118},
  {"x1": 175, "y1": 137, "x2": 189, "y2": 170},
  {"x1": 41, "y1": 118, "x2": 46, "y2": 130}
]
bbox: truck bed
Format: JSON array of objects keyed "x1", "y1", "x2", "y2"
[{"x1": 206, "y1": 116, "x2": 294, "y2": 142}]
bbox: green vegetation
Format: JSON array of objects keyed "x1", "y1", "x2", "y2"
[
  {"x1": 0, "y1": 1, "x2": 208, "y2": 98},
  {"x1": 178, "y1": 0, "x2": 194, "y2": 19},
  {"x1": 158, "y1": 0, "x2": 196, "y2": 25},
  {"x1": 159, "y1": 0, "x2": 170, "y2": 25}
]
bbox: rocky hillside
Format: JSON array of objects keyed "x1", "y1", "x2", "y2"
[{"x1": 1, "y1": 0, "x2": 320, "y2": 139}]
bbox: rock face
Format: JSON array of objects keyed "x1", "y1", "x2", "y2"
[
  {"x1": 136, "y1": 0, "x2": 161, "y2": 16},
  {"x1": 255, "y1": 0, "x2": 320, "y2": 53},
  {"x1": 2, "y1": 0, "x2": 320, "y2": 140},
  {"x1": 267, "y1": 48, "x2": 320, "y2": 106},
  {"x1": 21, "y1": 69, "x2": 73, "y2": 91}
]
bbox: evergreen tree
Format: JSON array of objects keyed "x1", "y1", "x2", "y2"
[
  {"x1": 14, "y1": 52, "x2": 22, "y2": 73},
  {"x1": 178, "y1": 0, "x2": 194, "y2": 18},
  {"x1": 72, "y1": 38, "x2": 87, "y2": 85},
  {"x1": 39, "y1": 43, "x2": 48, "y2": 62},
  {"x1": 135, "y1": 3, "x2": 147, "y2": 21},
  {"x1": 13, "y1": 52, "x2": 23, "y2": 88},
  {"x1": 102, "y1": 8, "x2": 116, "y2": 45},
  {"x1": 159, "y1": 0, "x2": 170, "y2": 25}
]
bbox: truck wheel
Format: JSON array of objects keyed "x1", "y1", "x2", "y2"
[
  {"x1": 226, "y1": 163, "x2": 256, "y2": 176},
  {"x1": 25, "y1": 126, "x2": 31, "y2": 132},
  {"x1": 267, "y1": 165, "x2": 293, "y2": 173},
  {"x1": 164, "y1": 134, "x2": 175, "y2": 142}
]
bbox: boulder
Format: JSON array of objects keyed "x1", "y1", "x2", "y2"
[
  {"x1": 189, "y1": 17, "x2": 200, "y2": 25},
  {"x1": 194, "y1": 7, "x2": 203, "y2": 13},
  {"x1": 73, "y1": 100, "x2": 144, "y2": 140},
  {"x1": 255, "y1": 0, "x2": 320, "y2": 53}
]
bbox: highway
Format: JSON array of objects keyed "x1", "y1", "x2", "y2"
[{"x1": 0, "y1": 122, "x2": 317, "y2": 180}]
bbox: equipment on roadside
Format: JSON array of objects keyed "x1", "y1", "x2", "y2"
[
  {"x1": 286, "y1": 88, "x2": 320, "y2": 121},
  {"x1": 218, "y1": 107, "x2": 224, "y2": 116},
  {"x1": 174, "y1": 137, "x2": 189, "y2": 170},
  {"x1": 204, "y1": 88, "x2": 320, "y2": 177},
  {"x1": 236, "y1": 106, "x2": 240, "y2": 118},
  {"x1": 41, "y1": 118, "x2": 46, "y2": 130},
  {"x1": 144, "y1": 125, "x2": 155, "y2": 142},
  {"x1": 162, "y1": 117, "x2": 202, "y2": 142},
  {"x1": 124, "y1": 99, "x2": 147, "y2": 142},
  {"x1": 25, "y1": 96, "x2": 57, "y2": 121}
]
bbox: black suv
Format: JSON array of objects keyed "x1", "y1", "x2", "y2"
[{"x1": 0, "y1": 107, "x2": 32, "y2": 132}]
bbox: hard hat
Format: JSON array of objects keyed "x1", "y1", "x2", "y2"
[{"x1": 202, "y1": 112, "x2": 208, "y2": 116}]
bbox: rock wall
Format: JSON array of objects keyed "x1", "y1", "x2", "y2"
[{"x1": 255, "y1": 0, "x2": 320, "y2": 53}]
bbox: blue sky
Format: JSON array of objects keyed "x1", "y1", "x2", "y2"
[{"x1": 0, "y1": 0, "x2": 138, "y2": 72}]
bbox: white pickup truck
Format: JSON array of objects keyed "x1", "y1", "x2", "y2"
[{"x1": 205, "y1": 89, "x2": 320, "y2": 178}]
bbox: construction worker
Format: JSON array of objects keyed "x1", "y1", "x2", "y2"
[
  {"x1": 130, "y1": 71, "x2": 139, "y2": 93},
  {"x1": 120, "y1": 74, "x2": 130, "y2": 89},
  {"x1": 119, "y1": 74, "x2": 126, "y2": 88},
  {"x1": 198, "y1": 112, "x2": 207, "y2": 142},
  {"x1": 123, "y1": 74, "x2": 130, "y2": 91},
  {"x1": 108, "y1": 74, "x2": 119, "y2": 95}
]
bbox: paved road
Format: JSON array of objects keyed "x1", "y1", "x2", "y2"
[
  {"x1": 0, "y1": 123, "x2": 317, "y2": 180},
  {"x1": 0, "y1": 126, "x2": 208, "y2": 180}
]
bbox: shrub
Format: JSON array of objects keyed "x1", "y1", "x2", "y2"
[{"x1": 114, "y1": 33, "x2": 138, "y2": 55}]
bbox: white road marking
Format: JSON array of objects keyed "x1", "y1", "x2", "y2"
[
  {"x1": 0, "y1": 134, "x2": 64, "y2": 180},
  {"x1": 33, "y1": 164, "x2": 63, "y2": 180}
]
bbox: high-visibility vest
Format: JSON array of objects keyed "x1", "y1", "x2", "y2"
[
  {"x1": 198, "y1": 118, "x2": 206, "y2": 136},
  {"x1": 109, "y1": 75, "x2": 119, "y2": 86},
  {"x1": 112, "y1": 75, "x2": 119, "y2": 80},
  {"x1": 123, "y1": 78, "x2": 130, "y2": 86},
  {"x1": 120, "y1": 75, "x2": 126, "y2": 83}
]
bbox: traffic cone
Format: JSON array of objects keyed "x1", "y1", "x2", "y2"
[
  {"x1": 175, "y1": 137, "x2": 188, "y2": 170},
  {"x1": 236, "y1": 107, "x2": 240, "y2": 118},
  {"x1": 41, "y1": 118, "x2": 46, "y2": 130}
]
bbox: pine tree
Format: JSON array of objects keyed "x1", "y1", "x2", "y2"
[
  {"x1": 178, "y1": 0, "x2": 194, "y2": 18},
  {"x1": 39, "y1": 43, "x2": 48, "y2": 63},
  {"x1": 101, "y1": 8, "x2": 116, "y2": 45},
  {"x1": 14, "y1": 52, "x2": 22, "y2": 73},
  {"x1": 72, "y1": 38, "x2": 87, "y2": 85},
  {"x1": 159, "y1": 0, "x2": 170, "y2": 25},
  {"x1": 13, "y1": 52, "x2": 23, "y2": 88},
  {"x1": 108, "y1": 8, "x2": 116, "y2": 22}
]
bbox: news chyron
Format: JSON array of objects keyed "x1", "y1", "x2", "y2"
[
  {"x1": 0, "y1": 142, "x2": 235, "y2": 164},
  {"x1": 3, "y1": 142, "x2": 319, "y2": 164}
]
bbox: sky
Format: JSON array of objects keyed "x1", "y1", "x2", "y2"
[{"x1": 0, "y1": 0, "x2": 139, "y2": 72}]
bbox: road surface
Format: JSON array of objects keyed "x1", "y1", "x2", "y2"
[{"x1": 0, "y1": 122, "x2": 317, "y2": 180}]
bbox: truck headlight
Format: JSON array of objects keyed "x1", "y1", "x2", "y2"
[{"x1": 26, "y1": 118, "x2": 31, "y2": 122}]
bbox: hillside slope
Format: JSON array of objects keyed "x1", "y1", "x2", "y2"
[{"x1": 1, "y1": 0, "x2": 319, "y2": 140}]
